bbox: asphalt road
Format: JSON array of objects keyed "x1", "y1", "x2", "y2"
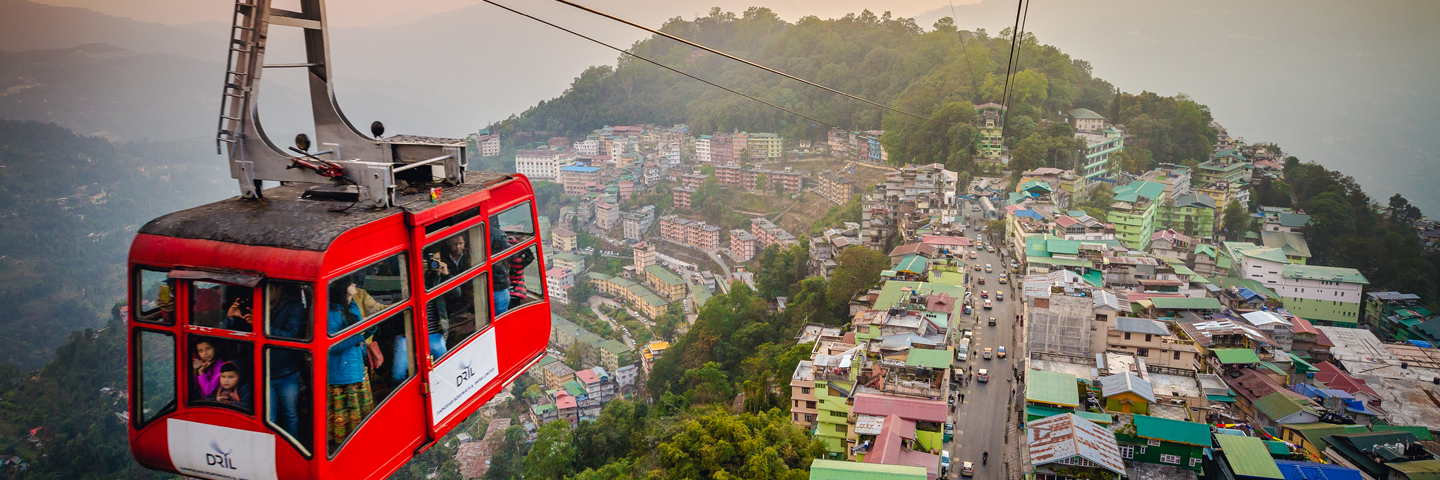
[{"x1": 944, "y1": 228, "x2": 1020, "y2": 479}]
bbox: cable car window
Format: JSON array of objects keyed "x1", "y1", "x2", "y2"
[
  {"x1": 135, "y1": 330, "x2": 176, "y2": 427},
  {"x1": 187, "y1": 335, "x2": 254, "y2": 413},
  {"x1": 422, "y1": 224, "x2": 485, "y2": 291},
  {"x1": 265, "y1": 282, "x2": 312, "y2": 342},
  {"x1": 489, "y1": 201, "x2": 536, "y2": 259},
  {"x1": 493, "y1": 244, "x2": 542, "y2": 316},
  {"x1": 325, "y1": 309, "x2": 414, "y2": 455},
  {"x1": 265, "y1": 345, "x2": 313, "y2": 456},
  {"x1": 327, "y1": 252, "x2": 408, "y2": 338},
  {"x1": 190, "y1": 281, "x2": 255, "y2": 332},
  {"x1": 429, "y1": 272, "x2": 491, "y2": 362},
  {"x1": 134, "y1": 268, "x2": 175, "y2": 325},
  {"x1": 423, "y1": 206, "x2": 480, "y2": 235}
]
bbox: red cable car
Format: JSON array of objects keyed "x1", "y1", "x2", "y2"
[{"x1": 126, "y1": 1, "x2": 549, "y2": 478}]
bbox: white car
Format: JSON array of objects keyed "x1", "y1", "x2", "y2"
[{"x1": 977, "y1": 369, "x2": 990, "y2": 382}]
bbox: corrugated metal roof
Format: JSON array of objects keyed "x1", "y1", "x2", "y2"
[
  {"x1": 852, "y1": 393, "x2": 948, "y2": 423},
  {"x1": 1150, "y1": 296, "x2": 1224, "y2": 310},
  {"x1": 1099, "y1": 372, "x2": 1156, "y2": 403},
  {"x1": 904, "y1": 347, "x2": 953, "y2": 369},
  {"x1": 1026, "y1": 414, "x2": 1125, "y2": 475},
  {"x1": 1026, "y1": 370, "x2": 1080, "y2": 407},
  {"x1": 1273, "y1": 460, "x2": 1364, "y2": 480},
  {"x1": 1134, "y1": 415, "x2": 1212, "y2": 447},
  {"x1": 1215, "y1": 434, "x2": 1284, "y2": 479},
  {"x1": 1213, "y1": 348, "x2": 1263, "y2": 364},
  {"x1": 808, "y1": 459, "x2": 928, "y2": 480},
  {"x1": 1114, "y1": 317, "x2": 1170, "y2": 336}
]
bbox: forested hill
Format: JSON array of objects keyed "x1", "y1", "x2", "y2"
[
  {"x1": 482, "y1": 8, "x2": 1213, "y2": 174},
  {"x1": 0, "y1": 121, "x2": 231, "y2": 368}
]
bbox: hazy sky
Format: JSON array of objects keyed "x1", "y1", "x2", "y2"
[
  {"x1": 30, "y1": 0, "x2": 979, "y2": 27},
  {"x1": 20, "y1": 0, "x2": 1440, "y2": 214}
]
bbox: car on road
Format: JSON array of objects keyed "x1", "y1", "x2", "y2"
[
  {"x1": 961, "y1": 461, "x2": 974, "y2": 476},
  {"x1": 983, "y1": 347, "x2": 993, "y2": 359},
  {"x1": 999, "y1": 276, "x2": 1008, "y2": 284},
  {"x1": 997, "y1": 292, "x2": 1004, "y2": 301},
  {"x1": 987, "y1": 245, "x2": 995, "y2": 253},
  {"x1": 989, "y1": 317, "x2": 996, "y2": 326},
  {"x1": 977, "y1": 369, "x2": 989, "y2": 382},
  {"x1": 998, "y1": 346, "x2": 1007, "y2": 358},
  {"x1": 984, "y1": 264, "x2": 993, "y2": 273},
  {"x1": 984, "y1": 300, "x2": 992, "y2": 309},
  {"x1": 978, "y1": 276, "x2": 985, "y2": 285},
  {"x1": 980, "y1": 290, "x2": 988, "y2": 298},
  {"x1": 969, "y1": 252, "x2": 979, "y2": 259},
  {"x1": 973, "y1": 264, "x2": 982, "y2": 271},
  {"x1": 963, "y1": 330, "x2": 974, "y2": 340}
]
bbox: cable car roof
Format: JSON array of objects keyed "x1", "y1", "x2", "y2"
[{"x1": 140, "y1": 171, "x2": 512, "y2": 252}]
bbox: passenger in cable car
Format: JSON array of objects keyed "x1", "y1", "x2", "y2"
[
  {"x1": 505, "y1": 236, "x2": 536, "y2": 306},
  {"x1": 192, "y1": 339, "x2": 224, "y2": 397},
  {"x1": 326, "y1": 281, "x2": 373, "y2": 448},
  {"x1": 490, "y1": 222, "x2": 513, "y2": 315},
  {"x1": 225, "y1": 297, "x2": 254, "y2": 331},
  {"x1": 206, "y1": 361, "x2": 252, "y2": 410},
  {"x1": 266, "y1": 283, "x2": 310, "y2": 438}
]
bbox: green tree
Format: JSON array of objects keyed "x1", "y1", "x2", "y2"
[
  {"x1": 680, "y1": 361, "x2": 736, "y2": 405},
  {"x1": 483, "y1": 425, "x2": 529, "y2": 480},
  {"x1": 565, "y1": 342, "x2": 592, "y2": 370},
  {"x1": 1220, "y1": 200, "x2": 1250, "y2": 239},
  {"x1": 1389, "y1": 193, "x2": 1423, "y2": 226},
  {"x1": 525, "y1": 420, "x2": 578, "y2": 480},
  {"x1": 825, "y1": 246, "x2": 889, "y2": 314}
]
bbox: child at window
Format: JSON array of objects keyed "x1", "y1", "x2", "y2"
[{"x1": 206, "y1": 362, "x2": 252, "y2": 410}]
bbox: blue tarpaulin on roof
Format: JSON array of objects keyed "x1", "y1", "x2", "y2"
[
  {"x1": 1236, "y1": 288, "x2": 1260, "y2": 301},
  {"x1": 1015, "y1": 210, "x2": 1044, "y2": 220},
  {"x1": 1408, "y1": 339, "x2": 1435, "y2": 348}
]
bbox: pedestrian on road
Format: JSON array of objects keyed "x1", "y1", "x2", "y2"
[{"x1": 960, "y1": 394, "x2": 965, "y2": 403}]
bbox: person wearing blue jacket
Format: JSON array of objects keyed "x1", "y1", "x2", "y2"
[
  {"x1": 266, "y1": 284, "x2": 308, "y2": 441},
  {"x1": 326, "y1": 280, "x2": 372, "y2": 450}
]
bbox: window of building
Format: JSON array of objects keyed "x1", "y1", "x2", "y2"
[
  {"x1": 1148, "y1": 439, "x2": 1161, "y2": 446},
  {"x1": 1119, "y1": 445, "x2": 1134, "y2": 459},
  {"x1": 807, "y1": 401, "x2": 816, "y2": 409},
  {"x1": 801, "y1": 387, "x2": 811, "y2": 395},
  {"x1": 1138, "y1": 445, "x2": 1147, "y2": 454},
  {"x1": 835, "y1": 424, "x2": 847, "y2": 434},
  {"x1": 1145, "y1": 334, "x2": 1153, "y2": 342},
  {"x1": 1174, "y1": 351, "x2": 1182, "y2": 360},
  {"x1": 1190, "y1": 457, "x2": 1202, "y2": 467},
  {"x1": 1160, "y1": 454, "x2": 1181, "y2": 464},
  {"x1": 1124, "y1": 332, "x2": 1132, "y2": 340},
  {"x1": 1137, "y1": 348, "x2": 1150, "y2": 357}
]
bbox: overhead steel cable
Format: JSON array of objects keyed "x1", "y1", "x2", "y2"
[
  {"x1": 550, "y1": 0, "x2": 956, "y2": 127},
  {"x1": 998, "y1": 0, "x2": 1028, "y2": 132},
  {"x1": 1001, "y1": 0, "x2": 1033, "y2": 117},
  {"x1": 480, "y1": 0, "x2": 922, "y2": 159},
  {"x1": 947, "y1": 0, "x2": 982, "y2": 93}
]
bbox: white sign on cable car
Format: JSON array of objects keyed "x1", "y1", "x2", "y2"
[
  {"x1": 429, "y1": 328, "x2": 500, "y2": 425},
  {"x1": 166, "y1": 419, "x2": 278, "y2": 480}
]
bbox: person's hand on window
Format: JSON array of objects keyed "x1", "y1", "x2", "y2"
[{"x1": 227, "y1": 299, "x2": 252, "y2": 324}]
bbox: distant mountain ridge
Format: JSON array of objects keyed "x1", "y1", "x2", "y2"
[{"x1": 0, "y1": 0, "x2": 222, "y2": 60}]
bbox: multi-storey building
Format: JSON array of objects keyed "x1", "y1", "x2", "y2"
[
  {"x1": 688, "y1": 223, "x2": 721, "y2": 251},
  {"x1": 730, "y1": 229, "x2": 757, "y2": 262},
  {"x1": 1196, "y1": 149, "x2": 1251, "y2": 186},
  {"x1": 680, "y1": 173, "x2": 707, "y2": 190},
  {"x1": 709, "y1": 134, "x2": 734, "y2": 164},
  {"x1": 715, "y1": 164, "x2": 743, "y2": 187},
  {"x1": 633, "y1": 242, "x2": 656, "y2": 271},
  {"x1": 976, "y1": 102, "x2": 1006, "y2": 159},
  {"x1": 1157, "y1": 192, "x2": 1217, "y2": 239},
  {"x1": 595, "y1": 201, "x2": 620, "y2": 231},
  {"x1": 546, "y1": 267, "x2": 574, "y2": 304},
  {"x1": 641, "y1": 340, "x2": 669, "y2": 375},
  {"x1": 816, "y1": 171, "x2": 856, "y2": 204},
  {"x1": 560, "y1": 165, "x2": 601, "y2": 196},
  {"x1": 575, "y1": 139, "x2": 599, "y2": 156},
  {"x1": 552, "y1": 226, "x2": 577, "y2": 252},
  {"x1": 748, "y1": 133, "x2": 783, "y2": 159},
  {"x1": 1365, "y1": 291, "x2": 1424, "y2": 329},
  {"x1": 472, "y1": 132, "x2": 501, "y2": 157},
  {"x1": 1108, "y1": 180, "x2": 1165, "y2": 250},
  {"x1": 695, "y1": 135, "x2": 713, "y2": 163},
  {"x1": 770, "y1": 168, "x2": 803, "y2": 194},
  {"x1": 550, "y1": 252, "x2": 586, "y2": 273},
  {"x1": 751, "y1": 217, "x2": 797, "y2": 251},
  {"x1": 789, "y1": 360, "x2": 818, "y2": 429},
  {"x1": 644, "y1": 265, "x2": 687, "y2": 301},
  {"x1": 621, "y1": 205, "x2": 655, "y2": 242},
  {"x1": 1276, "y1": 265, "x2": 1368, "y2": 327},
  {"x1": 515, "y1": 148, "x2": 569, "y2": 180},
  {"x1": 1076, "y1": 127, "x2": 1125, "y2": 190},
  {"x1": 1106, "y1": 318, "x2": 1199, "y2": 371},
  {"x1": 587, "y1": 272, "x2": 670, "y2": 318},
  {"x1": 1067, "y1": 107, "x2": 1108, "y2": 132},
  {"x1": 671, "y1": 186, "x2": 694, "y2": 209}
]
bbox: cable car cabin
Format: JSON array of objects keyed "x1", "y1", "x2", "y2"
[{"x1": 126, "y1": 172, "x2": 549, "y2": 480}]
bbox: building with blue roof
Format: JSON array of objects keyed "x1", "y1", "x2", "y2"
[{"x1": 1273, "y1": 460, "x2": 1364, "y2": 480}]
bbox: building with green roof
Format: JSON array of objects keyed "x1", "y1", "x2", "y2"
[
  {"x1": 1149, "y1": 296, "x2": 1224, "y2": 315},
  {"x1": 1252, "y1": 392, "x2": 1319, "y2": 425},
  {"x1": 1108, "y1": 181, "x2": 1166, "y2": 250},
  {"x1": 1278, "y1": 423, "x2": 1371, "y2": 460},
  {"x1": 562, "y1": 379, "x2": 588, "y2": 399},
  {"x1": 1025, "y1": 370, "x2": 1080, "y2": 408},
  {"x1": 895, "y1": 255, "x2": 930, "y2": 276},
  {"x1": 1114, "y1": 416, "x2": 1211, "y2": 472},
  {"x1": 872, "y1": 281, "x2": 965, "y2": 311},
  {"x1": 1214, "y1": 434, "x2": 1284, "y2": 479},
  {"x1": 643, "y1": 264, "x2": 687, "y2": 301},
  {"x1": 1278, "y1": 264, "x2": 1369, "y2": 327},
  {"x1": 808, "y1": 459, "x2": 927, "y2": 480},
  {"x1": 1212, "y1": 348, "x2": 1263, "y2": 365},
  {"x1": 904, "y1": 348, "x2": 953, "y2": 369},
  {"x1": 596, "y1": 339, "x2": 632, "y2": 372},
  {"x1": 551, "y1": 251, "x2": 586, "y2": 272},
  {"x1": 1075, "y1": 125, "x2": 1125, "y2": 190},
  {"x1": 1158, "y1": 192, "x2": 1217, "y2": 238}
]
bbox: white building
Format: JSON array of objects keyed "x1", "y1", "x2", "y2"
[
  {"x1": 695, "y1": 135, "x2": 712, "y2": 163},
  {"x1": 547, "y1": 267, "x2": 574, "y2": 304},
  {"x1": 1225, "y1": 242, "x2": 1287, "y2": 286},
  {"x1": 1240, "y1": 310, "x2": 1294, "y2": 352},
  {"x1": 595, "y1": 201, "x2": 621, "y2": 231},
  {"x1": 615, "y1": 364, "x2": 638, "y2": 389},
  {"x1": 477, "y1": 133, "x2": 501, "y2": 157},
  {"x1": 515, "y1": 148, "x2": 572, "y2": 180},
  {"x1": 576, "y1": 139, "x2": 600, "y2": 156}
]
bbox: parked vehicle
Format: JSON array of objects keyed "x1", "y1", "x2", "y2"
[{"x1": 977, "y1": 369, "x2": 990, "y2": 382}]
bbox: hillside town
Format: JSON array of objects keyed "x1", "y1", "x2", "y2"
[{"x1": 449, "y1": 104, "x2": 1440, "y2": 480}]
